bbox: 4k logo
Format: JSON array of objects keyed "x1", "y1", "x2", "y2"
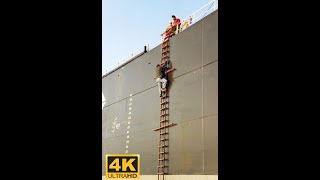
[{"x1": 106, "y1": 154, "x2": 140, "y2": 179}]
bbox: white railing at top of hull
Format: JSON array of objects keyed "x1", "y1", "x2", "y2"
[
  {"x1": 182, "y1": 0, "x2": 218, "y2": 26},
  {"x1": 103, "y1": 45, "x2": 147, "y2": 75}
]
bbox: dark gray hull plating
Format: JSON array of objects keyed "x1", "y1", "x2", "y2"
[{"x1": 102, "y1": 10, "x2": 218, "y2": 175}]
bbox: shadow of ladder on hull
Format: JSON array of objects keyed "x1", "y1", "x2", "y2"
[{"x1": 153, "y1": 37, "x2": 177, "y2": 180}]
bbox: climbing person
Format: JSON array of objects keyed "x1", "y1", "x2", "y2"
[
  {"x1": 155, "y1": 64, "x2": 167, "y2": 97},
  {"x1": 172, "y1": 15, "x2": 181, "y2": 34}
]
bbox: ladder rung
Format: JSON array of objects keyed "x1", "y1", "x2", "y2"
[
  {"x1": 161, "y1": 95, "x2": 169, "y2": 99},
  {"x1": 159, "y1": 138, "x2": 168, "y2": 141},
  {"x1": 158, "y1": 158, "x2": 167, "y2": 161},
  {"x1": 157, "y1": 172, "x2": 167, "y2": 175},
  {"x1": 154, "y1": 123, "x2": 177, "y2": 131},
  {"x1": 161, "y1": 56, "x2": 169, "y2": 60},
  {"x1": 159, "y1": 152, "x2": 167, "y2": 154},
  {"x1": 159, "y1": 145, "x2": 168, "y2": 147},
  {"x1": 160, "y1": 101, "x2": 168, "y2": 105},
  {"x1": 160, "y1": 119, "x2": 168, "y2": 123},
  {"x1": 160, "y1": 107, "x2": 168, "y2": 111},
  {"x1": 162, "y1": 39, "x2": 169, "y2": 43},
  {"x1": 160, "y1": 60, "x2": 169, "y2": 66},
  {"x1": 158, "y1": 165, "x2": 167, "y2": 168},
  {"x1": 162, "y1": 41, "x2": 169, "y2": 44},
  {"x1": 160, "y1": 132, "x2": 168, "y2": 135},
  {"x1": 160, "y1": 113, "x2": 168, "y2": 116},
  {"x1": 162, "y1": 41, "x2": 169, "y2": 45},
  {"x1": 161, "y1": 101, "x2": 168, "y2": 106},
  {"x1": 163, "y1": 37, "x2": 169, "y2": 41},
  {"x1": 162, "y1": 50, "x2": 169, "y2": 53}
]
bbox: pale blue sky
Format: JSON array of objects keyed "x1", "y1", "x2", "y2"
[{"x1": 102, "y1": 0, "x2": 212, "y2": 74}]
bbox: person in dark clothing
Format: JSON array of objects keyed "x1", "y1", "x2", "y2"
[
  {"x1": 161, "y1": 63, "x2": 170, "y2": 89},
  {"x1": 154, "y1": 64, "x2": 168, "y2": 97}
]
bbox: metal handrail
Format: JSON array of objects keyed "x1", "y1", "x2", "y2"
[
  {"x1": 104, "y1": 45, "x2": 147, "y2": 75},
  {"x1": 181, "y1": 0, "x2": 217, "y2": 28}
]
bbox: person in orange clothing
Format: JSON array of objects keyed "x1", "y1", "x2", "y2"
[
  {"x1": 180, "y1": 20, "x2": 189, "y2": 32},
  {"x1": 164, "y1": 21, "x2": 173, "y2": 41}
]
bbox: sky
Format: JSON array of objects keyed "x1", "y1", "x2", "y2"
[{"x1": 102, "y1": 0, "x2": 213, "y2": 75}]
